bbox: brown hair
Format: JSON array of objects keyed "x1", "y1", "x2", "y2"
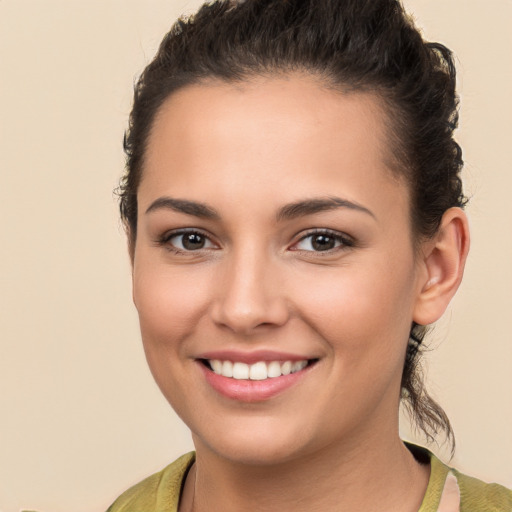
[{"x1": 119, "y1": 0, "x2": 467, "y2": 451}]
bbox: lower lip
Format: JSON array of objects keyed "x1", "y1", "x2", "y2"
[{"x1": 199, "y1": 362, "x2": 312, "y2": 402}]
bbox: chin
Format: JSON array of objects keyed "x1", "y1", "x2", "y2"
[{"x1": 191, "y1": 416, "x2": 317, "y2": 466}]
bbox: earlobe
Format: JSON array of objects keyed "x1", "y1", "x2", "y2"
[{"x1": 413, "y1": 207, "x2": 470, "y2": 326}]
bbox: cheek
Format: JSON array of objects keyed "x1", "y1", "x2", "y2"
[
  {"x1": 131, "y1": 262, "x2": 215, "y2": 413},
  {"x1": 132, "y1": 262, "x2": 212, "y2": 347},
  {"x1": 289, "y1": 259, "x2": 417, "y2": 360}
]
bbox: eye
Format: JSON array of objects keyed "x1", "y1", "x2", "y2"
[
  {"x1": 163, "y1": 230, "x2": 216, "y2": 252},
  {"x1": 292, "y1": 230, "x2": 353, "y2": 252}
]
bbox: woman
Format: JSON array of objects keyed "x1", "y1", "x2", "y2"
[{"x1": 108, "y1": 0, "x2": 511, "y2": 510}]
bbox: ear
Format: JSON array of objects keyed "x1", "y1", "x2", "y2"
[{"x1": 413, "y1": 207, "x2": 470, "y2": 326}]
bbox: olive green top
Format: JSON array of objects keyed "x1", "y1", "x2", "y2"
[{"x1": 107, "y1": 448, "x2": 512, "y2": 512}]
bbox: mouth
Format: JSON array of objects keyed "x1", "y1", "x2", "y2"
[
  {"x1": 200, "y1": 358, "x2": 317, "y2": 381},
  {"x1": 196, "y1": 350, "x2": 320, "y2": 401}
]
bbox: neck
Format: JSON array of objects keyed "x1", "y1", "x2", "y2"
[{"x1": 181, "y1": 430, "x2": 429, "y2": 512}]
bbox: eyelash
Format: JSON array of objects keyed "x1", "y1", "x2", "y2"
[
  {"x1": 157, "y1": 229, "x2": 217, "y2": 254},
  {"x1": 156, "y1": 228, "x2": 355, "y2": 254},
  {"x1": 291, "y1": 229, "x2": 355, "y2": 254}
]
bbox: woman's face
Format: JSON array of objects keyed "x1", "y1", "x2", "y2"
[{"x1": 133, "y1": 75, "x2": 427, "y2": 464}]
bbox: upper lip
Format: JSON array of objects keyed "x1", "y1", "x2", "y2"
[{"x1": 195, "y1": 350, "x2": 319, "y2": 365}]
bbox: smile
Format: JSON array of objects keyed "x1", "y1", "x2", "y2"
[
  {"x1": 206, "y1": 359, "x2": 309, "y2": 380},
  {"x1": 198, "y1": 356, "x2": 318, "y2": 402}
]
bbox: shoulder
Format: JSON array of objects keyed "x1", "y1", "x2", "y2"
[
  {"x1": 453, "y1": 469, "x2": 512, "y2": 511},
  {"x1": 409, "y1": 443, "x2": 512, "y2": 512},
  {"x1": 106, "y1": 452, "x2": 195, "y2": 512}
]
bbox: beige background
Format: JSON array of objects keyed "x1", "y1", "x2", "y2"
[{"x1": 0, "y1": 0, "x2": 511, "y2": 510}]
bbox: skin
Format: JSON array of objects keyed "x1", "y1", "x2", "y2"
[{"x1": 132, "y1": 75, "x2": 469, "y2": 511}]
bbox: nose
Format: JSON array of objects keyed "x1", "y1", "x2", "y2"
[{"x1": 210, "y1": 247, "x2": 290, "y2": 335}]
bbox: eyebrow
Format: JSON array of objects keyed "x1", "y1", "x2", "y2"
[
  {"x1": 276, "y1": 196, "x2": 375, "y2": 221},
  {"x1": 145, "y1": 195, "x2": 375, "y2": 221},
  {"x1": 145, "y1": 197, "x2": 220, "y2": 220}
]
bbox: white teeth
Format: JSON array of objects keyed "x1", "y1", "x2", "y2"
[
  {"x1": 208, "y1": 359, "x2": 309, "y2": 380},
  {"x1": 281, "y1": 361, "x2": 292, "y2": 376},
  {"x1": 232, "y1": 362, "x2": 250, "y2": 380},
  {"x1": 211, "y1": 360, "x2": 222, "y2": 375},
  {"x1": 292, "y1": 360, "x2": 307, "y2": 373},
  {"x1": 267, "y1": 361, "x2": 282, "y2": 378},
  {"x1": 249, "y1": 361, "x2": 267, "y2": 380},
  {"x1": 222, "y1": 360, "x2": 233, "y2": 377}
]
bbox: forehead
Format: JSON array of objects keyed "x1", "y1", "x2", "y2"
[{"x1": 140, "y1": 75, "x2": 408, "y2": 221}]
